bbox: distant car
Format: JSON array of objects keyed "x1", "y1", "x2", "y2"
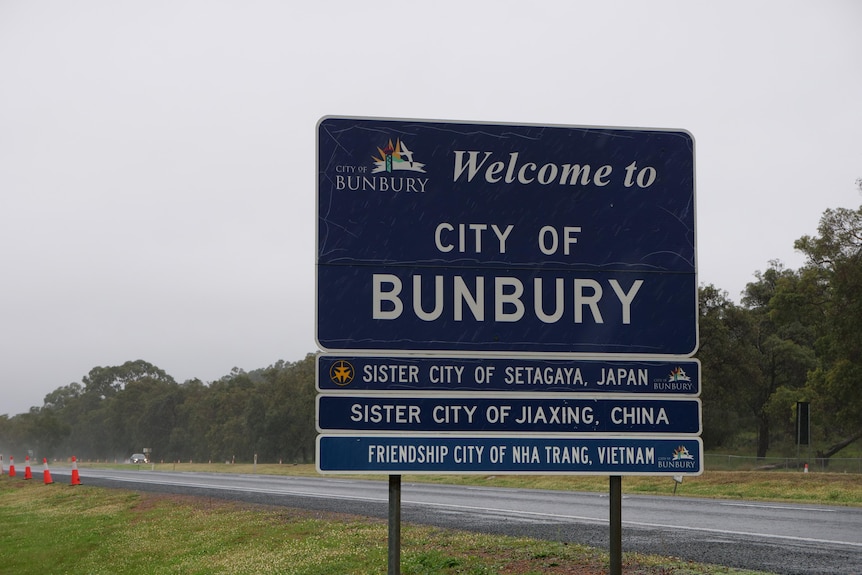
[{"x1": 130, "y1": 453, "x2": 148, "y2": 464}]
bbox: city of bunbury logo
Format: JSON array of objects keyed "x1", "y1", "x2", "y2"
[
  {"x1": 333, "y1": 138, "x2": 429, "y2": 192},
  {"x1": 657, "y1": 444, "x2": 698, "y2": 470},
  {"x1": 371, "y1": 138, "x2": 426, "y2": 173},
  {"x1": 672, "y1": 445, "x2": 695, "y2": 461},
  {"x1": 329, "y1": 360, "x2": 355, "y2": 386},
  {"x1": 668, "y1": 367, "x2": 691, "y2": 382},
  {"x1": 651, "y1": 365, "x2": 695, "y2": 392}
]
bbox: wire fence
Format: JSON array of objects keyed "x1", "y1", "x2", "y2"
[{"x1": 705, "y1": 453, "x2": 862, "y2": 473}]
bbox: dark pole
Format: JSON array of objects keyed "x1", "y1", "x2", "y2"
[
  {"x1": 388, "y1": 474, "x2": 401, "y2": 575},
  {"x1": 609, "y1": 475, "x2": 622, "y2": 575}
]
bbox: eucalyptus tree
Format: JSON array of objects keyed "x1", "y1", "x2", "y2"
[
  {"x1": 696, "y1": 285, "x2": 761, "y2": 449},
  {"x1": 742, "y1": 263, "x2": 817, "y2": 457},
  {"x1": 795, "y1": 198, "x2": 862, "y2": 459}
]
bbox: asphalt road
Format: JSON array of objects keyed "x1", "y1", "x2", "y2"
[{"x1": 46, "y1": 468, "x2": 862, "y2": 575}]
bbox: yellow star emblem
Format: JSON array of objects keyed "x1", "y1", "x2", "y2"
[{"x1": 330, "y1": 360, "x2": 355, "y2": 386}]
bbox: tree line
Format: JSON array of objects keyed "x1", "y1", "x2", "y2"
[
  {"x1": 698, "y1": 195, "x2": 861, "y2": 461},
  {"x1": 1, "y1": 196, "x2": 860, "y2": 464},
  {"x1": 0, "y1": 356, "x2": 317, "y2": 464}
]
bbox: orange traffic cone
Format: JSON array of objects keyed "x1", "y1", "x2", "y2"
[
  {"x1": 70, "y1": 456, "x2": 82, "y2": 486},
  {"x1": 8, "y1": 456, "x2": 15, "y2": 477},
  {"x1": 24, "y1": 456, "x2": 33, "y2": 480},
  {"x1": 42, "y1": 458, "x2": 53, "y2": 485}
]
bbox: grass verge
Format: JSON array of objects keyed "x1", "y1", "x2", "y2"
[{"x1": 0, "y1": 478, "x2": 773, "y2": 575}]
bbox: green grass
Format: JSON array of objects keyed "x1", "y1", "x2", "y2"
[{"x1": 0, "y1": 478, "x2": 773, "y2": 575}]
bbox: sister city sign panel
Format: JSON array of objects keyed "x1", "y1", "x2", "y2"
[
  {"x1": 316, "y1": 117, "x2": 697, "y2": 356},
  {"x1": 317, "y1": 436, "x2": 703, "y2": 475}
]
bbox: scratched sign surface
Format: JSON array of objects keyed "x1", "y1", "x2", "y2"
[{"x1": 316, "y1": 117, "x2": 697, "y2": 356}]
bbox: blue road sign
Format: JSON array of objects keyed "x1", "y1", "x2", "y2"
[
  {"x1": 317, "y1": 355, "x2": 700, "y2": 395},
  {"x1": 316, "y1": 395, "x2": 701, "y2": 434},
  {"x1": 317, "y1": 435, "x2": 704, "y2": 475},
  {"x1": 317, "y1": 117, "x2": 697, "y2": 356}
]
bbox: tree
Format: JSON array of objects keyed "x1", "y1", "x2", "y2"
[
  {"x1": 82, "y1": 359, "x2": 175, "y2": 399},
  {"x1": 741, "y1": 263, "x2": 817, "y2": 457},
  {"x1": 252, "y1": 355, "x2": 317, "y2": 463},
  {"x1": 696, "y1": 285, "x2": 761, "y2": 449},
  {"x1": 794, "y1": 198, "x2": 862, "y2": 458},
  {"x1": 42, "y1": 382, "x2": 83, "y2": 411},
  {"x1": 173, "y1": 378, "x2": 212, "y2": 461}
]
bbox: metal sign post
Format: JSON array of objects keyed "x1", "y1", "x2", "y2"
[
  {"x1": 388, "y1": 475, "x2": 401, "y2": 575},
  {"x1": 610, "y1": 476, "x2": 622, "y2": 575}
]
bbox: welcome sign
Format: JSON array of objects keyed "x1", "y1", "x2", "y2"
[{"x1": 316, "y1": 117, "x2": 697, "y2": 356}]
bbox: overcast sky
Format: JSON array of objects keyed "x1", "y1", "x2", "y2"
[{"x1": 1, "y1": 1, "x2": 860, "y2": 417}]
